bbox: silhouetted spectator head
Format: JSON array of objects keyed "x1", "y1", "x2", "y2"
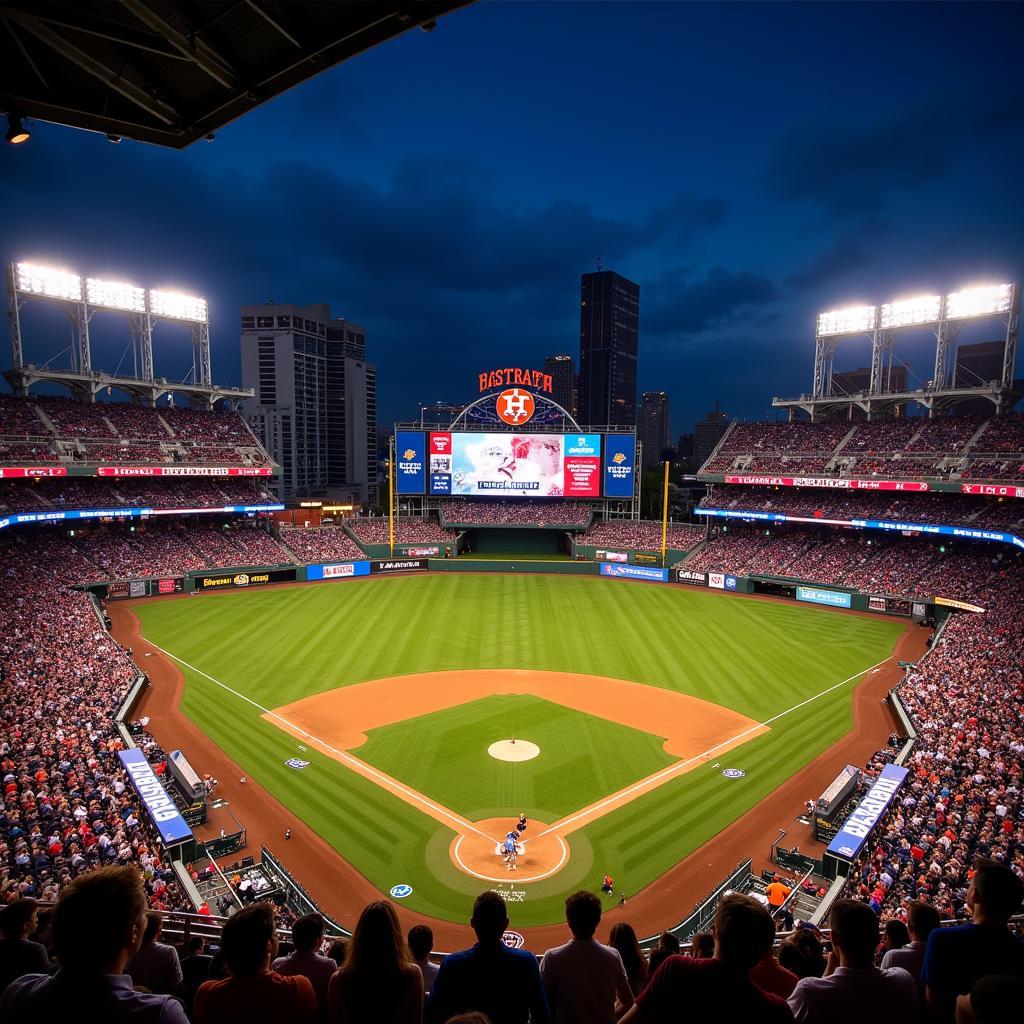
[
  {"x1": 778, "y1": 928, "x2": 826, "y2": 979},
  {"x1": 0, "y1": 899, "x2": 38, "y2": 939},
  {"x1": 408, "y1": 924, "x2": 433, "y2": 962},
  {"x1": 186, "y1": 936, "x2": 205, "y2": 956},
  {"x1": 657, "y1": 930, "x2": 680, "y2": 953},
  {"x1": 291, "y1": 913, "x2": 325, "y2": 954},
  {"x1": 327, "y1": 938, "x2": 348, "y2": 967},
  {"x1": 907, "y1": 901, "x2": 941, "y2": 943},
  {"x1": 221, "y1": 902, "x2": 277, "y2": 977},
  {"x1": 690, "y1": 932, "x2": 715, "y2": 959},
  {"x1": 471, "y1": 891, "x2": 509, "y2": 944},
  {"x1": 829, "y1": 900, "x2": 879, "y2": 969},
  {"x1": 714, "y1": 894, "x2": 776, "y2": 972},
  {"x1": 881, "y1": 918, "x2": 910, "y2": 951},
  {"x1": 141, "y1": 911, "x2": 163, "y2": 944},
  {"x1": 565, "y1": 891, "x2": 602, "y2": 939},
  {"x1": 51, "y1": 865, "x2": 147, "y2": 974},
  {"x1": 955, "y1": 975, "x2": 1024, "y2": 1024},
  {"x1": 342, "y1": 900, "x2": 409, "y2": 980},
  {"x1": 445, "y1": 1013, "x2": 493, "y2": 1024},
  {"x1": 968, "y1": 858, "x2": 1024, "y2": 924}
]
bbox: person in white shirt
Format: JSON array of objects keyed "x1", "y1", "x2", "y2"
[
  {"x1": 788, "y1": 900, "x2": 917, "y2": 1024},
  {"x1": 540, "y1": 890, "x2": 633, "y2": 1024},
  {"x1": 271, "y1": 912, "x2": 337, "y2": 1014}
]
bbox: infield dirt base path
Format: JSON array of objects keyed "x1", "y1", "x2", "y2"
[
  {"x1": 109, "y1": 585, "x2": 927, "y2": 950},
  {"x1": 266, "y1": 669, "x2": 767, "y2": 882}
]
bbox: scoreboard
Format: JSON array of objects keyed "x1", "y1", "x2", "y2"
[{"x1": 395, "y1": 431, "x2": 636, "y2": 499}]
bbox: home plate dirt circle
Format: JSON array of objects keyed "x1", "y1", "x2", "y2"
[
  {"x1": 488, "y1": 739, "x2": 540, "y2": 762},
  {"x1": 451, "y1": 818, "x2": 569, "y2": 883}
]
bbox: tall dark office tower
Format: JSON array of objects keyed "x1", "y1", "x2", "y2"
[
  {"x1": 639, "y1": 391, "x2": 670, "y2": 466},
  {"x1": 693, "y1": 401, "x2": 731, "y2": 469},
  {"x1": 543, "y1": 354, "x2": 577, "y2": 417},
  {"x1": 578, "y1": 270, "x2": 639, "y2": 427}
]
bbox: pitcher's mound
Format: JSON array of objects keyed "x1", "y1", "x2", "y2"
[{"x1": 488, "y1": 739, "x2": 540, "y2": 762}]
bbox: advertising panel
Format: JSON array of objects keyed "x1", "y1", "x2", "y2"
[
  {"x1": 563, "y1": 434, "x2": 602, "y2": 498},
  {"x1": 371, "y1": 558, "x2": 430, "y2": 574},
  {"x1": 961, "y1": 483, "x2": 1024, "y2": 498},
  {"x1": 724, "y1": 574, "x2": 739, "y2": 591},
  {"x1": 195, "y1": 568, "x2": 297, "y2": 590},
  {"x1": 157, "y1": 577, "x2": 183, "y2": 595},
  {"x1": 603, "y1": 435, "x2": 636, "y2": 498},
  {"x1": 395, "y1": 430, "x2": 426, "y2": 494},
  {"x1": 406, "y1": 546, "x2": 440, "y2": 557},
  {"x1": 934, "y1": 596, "x2": 986, "y2": 613},
  {"x1": 826, "y1": 763, "x2": 908, "y2": 863},
  {"x1": 797, "y1": 586, "x2": 853, "y2": 609},
  {"x1": 117, "y1": 748, "x2": 194, "y2": 846},
  {"x1": 675, "y1": 569, "x2": 707, "y2": 585},
  {"x1": 450, "y1": 432, "x2": 565, "y2": 496},
  {"x1": 129, "y1": 580, "x2": 147, "y2": 598},
  {"x1": 599, "y1": 562, "x2": 669, "y2": 582},
  {"x1": 868, "y1": 596, "x2": 887, "y2": 612},
  {"x1": 723, "y1": 474, "x2": 929, "y2": 492},
  {"x1": 708, "y1": 572, "x2": 725, "y2": 589},
  {"x1": 430, "y1": 471, "x2": 452, "y2": 495},
  {"x1": 633, "y1": 553, "x2": 659, "y2": 564},
  {"x1": 307, "y1": 561, "x2": 371, "y2": 580},
  {"x1": 596, "y1": 550, "x2": 628, "y2": 562},
  {"x1": 0, "y1": 466, "x2": 67, "y2": 478},
  {"x1": 107, "y1": 581, "x2": 130, "y2": 598},
  {"x1": 97, "y1": 466, "x2": 272, "y2": 477}
]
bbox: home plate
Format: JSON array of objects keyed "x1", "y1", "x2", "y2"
[{"x1": 488, "y1": 740, "x2": 540, "y2": 762}]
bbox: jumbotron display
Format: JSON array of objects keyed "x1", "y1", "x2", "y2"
[{"x1": 395, "y1": 430, "x2": 636, "y2": 498}]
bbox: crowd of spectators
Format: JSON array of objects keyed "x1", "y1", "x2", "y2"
[
  {"x1": 585, "y1": 520, "x2": 705, "y2": 551},
  {"x1": 441, "y1": 499, "x2": 593, "y2": 528},
  {"x1": 280, "y1": 527, "x2": 366, "y2": 563},
  {"x1": 700, "y1": 412, "x2": 1024, "y2": 482},
  {"x1": 0, "y1": 394, "x2": 271, "y2": 469},
  {"x1": 348, "y1": 516, "x2": 454, "y2": 544}
]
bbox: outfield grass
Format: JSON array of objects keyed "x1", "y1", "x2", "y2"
[
  {"x1": 134, "y1": 574, "x2": 906, "y2": 926},
  {"x1": 354, "y1": 695, "x2": 676, "y2": 821}
]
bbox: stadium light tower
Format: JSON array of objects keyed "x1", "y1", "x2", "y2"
[
  {"x1": 148, "y1": 288, "x2": 212, "y2": 386},
  {"x1": 8, "y1": 261, "x2": 91, "y2": 373},
  {"x1": 812, "y1": 305, "x2": 877, "y2": 399}
]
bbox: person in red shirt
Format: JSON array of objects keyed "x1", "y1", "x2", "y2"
[
  {"x1": 194, "y1": 902, "x2": 316, "y2": 1024},
  {"x1": 621, "y1": 894, "x2": 793, "y2": 1023}
]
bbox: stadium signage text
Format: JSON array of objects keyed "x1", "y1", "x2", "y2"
[
  {"x1": 723, "y1": 475, "x2": 929, "y2": 492},
  {"x1": 117, "y1": 748, "x2": 193, "y2": 846},
  {"x1": 307, "y1": 561, "x2": 370, "y2": 580},
  {"x1": 826, "y1": 763, "x2": 909, "y2": 862},
  {"x1": 0, "y1": 503, "x2": 285, "y2": 533},
  {"x1": 478, "y1": 369, "x2": 553, "y2": 393},
  {"x1": 933, "y1": 596, "x2": 986, "y2": 613},
  {"x1": 599, "y1": 563, "x2": 669, "y2": 582},
  {"x1": 674, "y1": 569, "x2": 707, "y2": 585},
  {"x1": 0, "y1": 466, "x2": 68, "y2": 478},
  {"x1": 97, "y1": 466, "x2": 273, "y2": 477},
  {"x1": 596, "y1": 550, "x2": 628, "y2": 562},
  {"x1": 797, "y1": 586, "x2": 853, "y2": 609},
  {"x1": 371, "y1": 559, "x2": 429, "y2": 574},
  {"x1": 961, "y1": 483, "x2": 1024, "y2": 499},
  {"x1": 197, "y1": 568, "x2": 296, "y2": 589}
]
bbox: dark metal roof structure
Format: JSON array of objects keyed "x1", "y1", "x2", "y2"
[{"x1": 0, "y1": 1, "x2": 472, "y2": 148}]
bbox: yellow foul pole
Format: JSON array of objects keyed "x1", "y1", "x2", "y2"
[
  {"x1": 388, "y1": 435, "x2": 395, "y2": 557},
  {"x1": 661, "y1": 459, "x2": 670, "y2": 567}
]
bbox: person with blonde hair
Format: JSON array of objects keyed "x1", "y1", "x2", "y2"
[{"x1": 328, "y1": 901, "x2": 422, "y2": 1023}]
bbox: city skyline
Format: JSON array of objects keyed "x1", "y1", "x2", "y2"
[{"x1": 1, "y1": 2, "x2": 1022, "y2": 437}]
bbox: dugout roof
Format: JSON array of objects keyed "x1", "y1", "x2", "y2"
[{"x1": 0, "y1": 1, "x2": 472, "y2": 148}]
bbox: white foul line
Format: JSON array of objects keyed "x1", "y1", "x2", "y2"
[
  {"x1": 145, "y1": 639, "x2": 493, "y2": 842},
  {"x1": 526, "y1": 654, "x2": 895, "y2": 843}
]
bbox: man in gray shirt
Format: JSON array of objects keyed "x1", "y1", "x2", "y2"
[
  {"x1": 880, "y1": 900, "x2": 941, "y2": 1004},
  {"x1": 541, "y1": 890, "x2": 634, "y2": 1024},
  {"x1": 126, "y1": 912, "x2": 183, "y2": 995}
]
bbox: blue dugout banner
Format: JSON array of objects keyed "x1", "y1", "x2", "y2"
[
  {"x1": 117, "y1": 748, "x2": 194, "y2": 847},
  {"x1": 697, "y1": 507, "x2": 1024, "y2": 551},
  {"x1": 825, "y1": 763, "x2": 909, "y2": 874}
]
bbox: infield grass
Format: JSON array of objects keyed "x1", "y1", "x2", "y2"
[{"x1": 133, "y1": 574, "x2": 906, "y2": 927}]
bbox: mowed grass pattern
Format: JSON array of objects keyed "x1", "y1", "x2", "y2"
[
  {"x1": 354, "y1": 695, "x2": 677, "y2": 821},
  {"x1": 134, "y1": 574, "x2": 906, "y2": 926}
]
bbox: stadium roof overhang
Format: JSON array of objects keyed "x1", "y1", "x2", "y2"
[{"x1": 0, "y1": 1, "x2": 472, "y2": 149}]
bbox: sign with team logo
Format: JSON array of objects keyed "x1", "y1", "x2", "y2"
[
  {"x1": 501, "y1": 930, "x2": 525, "y2": 949},
  {"x1": 722, "y1": 768, "x2": 746, "y2": 779},
  {"x1": 603, "y1": 435, "x2": 636, "y2": 498},
  {"x1": 395, "y1": 431, "x2": 426, "y2": 494},
  {"x1": 496, "y1": 388, "x2": 536, "y2": 425},
  {"x1": 708, "y1": 572, "x2": 726, "y2": 589},
  {"x1": 389, "y1": 884, "x2": 413, "y2": 899},
  {"x1": 285, "y1": 758, "x2": 310, "y2": 770}
]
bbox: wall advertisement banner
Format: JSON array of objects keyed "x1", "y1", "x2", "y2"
[
  {"x1": 449, "y1": 432, "x2": 565, "y2": 497},
  {"x1": 196, "y1": 568, "x2": 297, "y2": 589},
  {"x1": 107, "y1": 581, "x2": 130, "y2": 598},
  {"x1": 596, "y1": 550, "x2": 629, "y2": 562},
  {"x1": 633, "y1": 553, "x2": 659, "y2": 564},
  {"x1": 599, "y1": 562, "x2": 668, "y2": 582},
  {"x1": 307, "y1": 561, "x2": 371, "y2": 580},
  {"x1": 723, "y1": 474, "x2": 929, "y2": 492},
  {"x1": 157, "y1": 577, "x2": 183, "y2": 595},
  {"x1": 826, "y1": 763, "x2": 909, "y2": 863},
  {"x1": 371, "y1": 558, "x2": 430, "y2": 574},
  {"x1": 868, "y1": 596, "x2": 887, "y2": 612},
  {"x1": 708, "y1": 572, "x2": 725, "y2": 589},
  {"x1": 117, "y1": 748, "x2": 194, "y2": 846},
  {"x1": 603, "y1": 435, "x2": 636, "y2": 498},
  {"x1": 797, "y1": 586, "x2": 853, "y2": 609},
  {"x1": 0, "y1": 466, "x2": 68, "y2": 478},
  {"x1": 129, "y1": 580, "x2": 147, "y2": 598},
  {"x1": 961, "y1": 483, "x2": 1024, "y2": 499},
  {"x1": 675, "y1": 569, "x2": 707, "y2": 585},
  {"x1": 405, "y1": 546, "x2": 440, "y2": 557},
  {"x1": 395, "y1": 431, "x2": 427, "y2": 494}
]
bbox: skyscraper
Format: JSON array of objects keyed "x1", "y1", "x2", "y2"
[
  {"x1": 693, "y1": 401, "x2": 731, "y2": 469},
  {"x1": 240, "y1": 302, "x2": 376, "y2": 503},
  {"x1": 578, "y1": 270, "x2": 639, "y2": 427},
  {"x1": 639, "y1": 391, "x2": 670, "y2": 466},
  {"x1": 543, "y1": 354, "x2": 577, "y2": 418}
]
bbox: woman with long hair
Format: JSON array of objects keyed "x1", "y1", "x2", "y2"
[
  {"x1": 608, "y1": 922, "x2": 648, "y2": 1000},
  {"x1": 327, "y1": 902, "x2": 422, "y2": 1023}
]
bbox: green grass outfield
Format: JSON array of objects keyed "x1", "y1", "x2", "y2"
[{"x1": 133, "y1": 574, "x2": 906, "y2": 927}]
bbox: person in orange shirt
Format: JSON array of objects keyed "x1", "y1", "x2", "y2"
[
  {"x1": 194, "y1": 902, "x2": 316, "y2": 1024},
  {"x1": 765, "y1": 878, "x2": 793, "y2": 928}
]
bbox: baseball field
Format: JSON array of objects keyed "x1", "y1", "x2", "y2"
[{"x1": 131, "y1": 574, "x2": 906, "y2": 927}]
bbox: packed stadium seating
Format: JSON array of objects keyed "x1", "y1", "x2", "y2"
[
  {"x1": 701, "y1": 412, "x2": 1024, "y2": 481},
  {"x1": 280, "y1": 527, "x2": 366, "y2": 563},
  {"x1": 585, "y1": 519, "x2": 705, "y2": 551},
  {"x1": 441, "y1": 498, "x2": 593, "y2": 527},
  {"x1": 0, "y1": 393, "x2": 272, "y2": 468},
  {"x1": 347, "y1": 516, "x2": 453, "y2": 544}
]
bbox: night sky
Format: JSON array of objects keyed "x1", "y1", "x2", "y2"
[{"x1": 2, "y1": 1, "x2": 1023, "y2": 436}]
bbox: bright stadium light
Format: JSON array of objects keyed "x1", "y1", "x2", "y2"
[
  {"x1": 148, "y1": 289, "x2": 208, "y2": 322},
  {"x1": 86, "y1": 277, "x2": 147, "y2": 313},
  {"x1": 945, "y1": 283, "x2": 1013, "y2": 320},
  {"x1": 15, "y1": 261, "x2": 83, "y2": 302},
  {"x1": 879, "y1": 294, "x2": 942, "y2": 330},
  {"x1": 816, "y1": 305, "x2": 877, "y2": 337}
]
